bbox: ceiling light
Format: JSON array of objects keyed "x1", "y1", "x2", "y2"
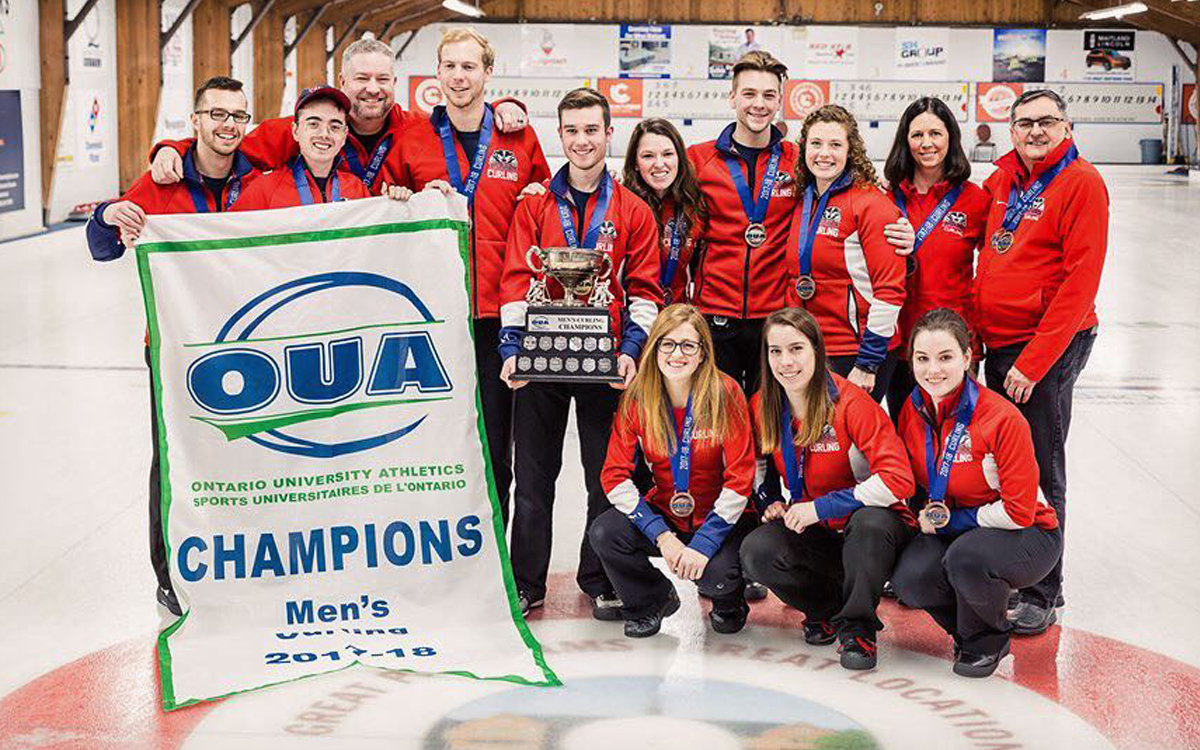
[
  {"x1": 442, "y1": 0, "x2": 486, "y2": 17},
  {"x1": 1079, "y1": 2, "x2": 1148, "y2": 19}
]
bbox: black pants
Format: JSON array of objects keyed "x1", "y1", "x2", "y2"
[
  {"x1": 146, "y1": 346, "x2": 172, "y2": 593},
  {"x1": 828, "y1": 350, "x2": 899, "y2": 404},
  {"x1": 740, "y1": 507, "x2": 913, "y2": 636},
  {"x1": 707, "y1": 316, "x2": 765, "y2": 393},
  {"x1": 473, "y1": 318, "x2": 514, "y2": 525},
  {"x1": 510, "y1": 380, "x2": 619, "y2": 601},
  {"x1": 984, "y1": 329, "x2": 1095, "y2": 607},
  {"x1": 892, "y1": 527, "x2": 1062, "y2": 654},
  {"x1": 884, "y1": 357, "x2": 917, "y2": 424},
  {"x1": 589, "y1": 507, "x2": 755, "y2": 618}
]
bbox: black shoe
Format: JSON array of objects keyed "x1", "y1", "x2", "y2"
[
  {"x1": 1055, "y1": 593, "x2": 1065, "y2": 608},
  {"x1": 803, "y1": 619, "x2": 837, "y2": 646},
  {"x1": 518, "y1": 592, "x2": 544, "y2": 617},
  {"x1": 743, "y1": 581, "x2": 768, "y2": 601},
  {"x1": 709, "y1": 603, "x2": 749, "y2": 634},
  {"x1": 1007, "y1": 589, "x2": 1020, "y2": 610},
  {"x1": 157, "y1": 586, "x2": 182, "y2": 616},
  {"x1": 838, "y1": 634, "x2": 878, "y2": 670},
  {"x1": 881, "y1": 581, "x2": 898, "y2": 599},
  {"x1": 592, "y1": 592, "x2": 624, "y2": 621},
  {"x1": 623, "y1": 588, "x2": 680, "y2": 638},
  {"x1": 954, "y1": 640, "x2": 1011, "y2": 678},
  {"x1": 1009, "y1": 601, "x2": 1057, "y2": 635}
]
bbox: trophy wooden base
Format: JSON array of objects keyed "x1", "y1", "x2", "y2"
[{"x1": 511, "y1": 306, "x2": 621, "y2": 383}]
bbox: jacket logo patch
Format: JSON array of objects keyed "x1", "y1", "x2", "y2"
[
  {"x1": 817, "y1": 206, "x2": 841, "y2": 237},
  {"x1": 486, "y1": 149, "x2": 519, "y2": 181},
  {"x1": 942, "y1": 211, "x2": 967, "y2": 237},
  {"x1": 598, "y1": 220, "x2": 618, "y2": 238},
  {"x1": 810, "y1": 424, "x2": 841, "y2": 453},
  {"x1": 771, "y1": 171, "x2": 795, "y2": 198},
  {"x1": 944, "y1": 432, "x2": 974, "y2": 463}
]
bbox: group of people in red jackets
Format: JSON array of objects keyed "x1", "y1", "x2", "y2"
[{"x1": 88, "y1": 30, "x2": 1105, "y2": 681}]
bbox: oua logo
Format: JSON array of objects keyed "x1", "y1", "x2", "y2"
[{"x1": 184, "y1": 272, "x2": 452, "y2": 458}]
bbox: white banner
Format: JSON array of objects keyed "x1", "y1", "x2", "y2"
[
  {"x1": 520, "y1": 24, "x2": 577, "y2": 76},
  {"x1": 408, "y1": 76, "x2": 590, "y2": 120},
  {"x1": 895, "y1": 27, "x2": 949, "y2": 81},
  {"x1": 138, "y1": 194, "x2": 558, "y2": 710},
  {"x1": 830, "y1": 81, "x2": 970, "y2": 122},
  {"x1": 642, "y1": 78, "x2": 734, "y2": 119},
  {"x1": 804, "y1": 26, "x2": 859, "y2": 79}
]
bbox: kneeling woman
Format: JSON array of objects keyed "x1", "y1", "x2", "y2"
[
  {"x1": 741, "y1": 308, "x2": 915, "y2": 670},
  {"x1": 891, "y1": 309, "x2": 1061, "y2": 678},
  {"x1": 591, "y1": 304, "x2": 757, "y2": 638}
]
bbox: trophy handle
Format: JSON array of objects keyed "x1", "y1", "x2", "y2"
[
  {"x1": 525, "y1": 246, "x2": 546, "y2": 274},
  {"x1": 597, "y1": 252, "x2": 613, "y2": 279}
]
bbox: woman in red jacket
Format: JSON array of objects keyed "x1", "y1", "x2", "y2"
[
  {"x1": 892, "y1": 309, "x2": 1062, "y2": 678},
  {"x1": 785, "y1": 105, "x2": 906, "y2": 404},
  {"x1": 591, "y1": 304, "x2": 757, "y2": 639},
  {"x1": 622, "y1": 118, "x2": 707, "y2": 307},
  {"x1": 882, "y1": 97, "x2": 990, "y2": 424},
  {"x1": 740, "y1": 308, "x2": 915, "y2": 670}
]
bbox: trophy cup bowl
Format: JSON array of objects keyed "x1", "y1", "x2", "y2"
[{"x1": 526, "y1": 246, "x2": 611, "y2": 305}]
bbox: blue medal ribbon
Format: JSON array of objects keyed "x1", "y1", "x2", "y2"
[
  {"x1": 1000, "y1": 144, "x2": 1078, "y2": 232},
  {"x1": 292, "y1": 158, "x2": 341, "y2": 205},
  {"x1": 341, "y1": 131, "x2": 393, "y2": 190},
  {"x1": 779, "y1": 399, "x2": 806, "y2": 503},
  {"x1": 911, "y1": 377, "x2": 979, "y2": 502},
  {"x1": 670, "y1": 394, "x2": 695, "y2": 495},
  {"x1": 553, "y1": 168, "x2": 614, "y2": 249},
  {"x1": 660, "y1": 207, "x2": 689, "y2": 294},
  {"x1": 892, "y1": 181, "x2": 966, "y2": 255},
  {"x1": 438, "y1": 105, "x2": 495, "y2": 203},
  {"x1": 183, "y1": 150, "x2": 243, "y2": 213},
  {"x1": 795, "y1": 172, "x2": 852, "y2": 280},
  {"x1": 722, "y1": 142, "x2": 782, "y2": 228}
]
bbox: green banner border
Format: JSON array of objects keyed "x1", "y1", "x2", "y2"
[{"x1": 137, "y1": 217, "x2": 561, "y2": 711}]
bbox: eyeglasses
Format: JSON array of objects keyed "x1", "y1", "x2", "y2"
[
  {"x1": 196, "y1": 109, "x2": 252, "y2": 124},
  {"x1": 658, "y1": 338, "x2": 701, "y2": 356},
  {"x1": 1012, "y1": 116, "x2": 1066, "y2": 133}
]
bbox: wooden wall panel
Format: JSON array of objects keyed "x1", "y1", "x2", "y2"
[
  {"x1": 331, "y1": 21, "x2": 353, "y2": 84},
  {"x1": 116, "y1": 0, "x2": 163, "y2": 190},
  {"x1": 193, "y1": 0, "x2": 233, "y2": 85},
  {"x1": 253, "y1": 4, "x2": 285, "y2": 119},
  {"x1": 38, "y1": 0, "x2": 66, "y2": 209},
  {"x1": 296, "y1": 14, "x2": 330, "y2": 88}
]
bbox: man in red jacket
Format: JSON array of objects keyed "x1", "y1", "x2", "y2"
[
  {"x1": 975, "y1": 89, "x2": 1107, "y2": 635},
  {"x1": 148, "y1": 38, "x2": 530, "y2": 195},
  {"x1": 85, "y1": 75, "x2": 263, "y2": 617},
  {"x1": 390, "y1": 27, "x2": 550, "y2": 525},
  {"x1": 232, "y1": 86, "x2": 374, "y2": 209},
  {"x1": 497, "y1": 88, "x2": 662, "y2": 620}
]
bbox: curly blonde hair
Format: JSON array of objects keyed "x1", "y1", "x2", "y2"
[{"x1": 793, "y1": 104, "x2": 878, "y2": 190}]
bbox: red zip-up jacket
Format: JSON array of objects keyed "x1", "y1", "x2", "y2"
[
  {"x1": 387, "y1": 104, "x2": 550, "y2": 318},
  {"x1": 230, "y1": 158, "x2": 370, "y2": 210},
  {"x1": 975, "y1": 139, "x2": 1108, "y2": 382},
  {"x1": 750, "y1": 373, "x2": 916, "y2": 532},
  {"x1": 498, "y1": 167, "x2": 662, "y2": 361},
  {"x1": 687, "y1": 124, "x2": 799, "y2": 319},
  {"x1": 654, "y1": 196, "x2": 705, "y2": 306},
  {"x1": 149, "y1": 105, "x2": 420, "y2": 195},
  {"x1": 890, "y1": 179, "x2": 990, "y2": 355},
  {"x1": 601, "y1": 373, "x2": 755, "y2": 557},
  {"x1": 897, "y1": 378, "x2": 1058, "y2": 533},
  {"x1": 786, "y1": 180, "x2": 905, "y2": 369}
]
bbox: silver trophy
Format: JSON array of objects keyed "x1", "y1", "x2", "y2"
[{"x1": 514, "y1": 246, "x2": 619, "y2": 383}]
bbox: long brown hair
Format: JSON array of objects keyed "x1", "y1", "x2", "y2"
[
  {"x1": 621, "y1": 304, "x2": 735, "y2": 456},
  {"x1": 622, "y1": 118, "x2": 707, "y2": 233},
  {"x1": 794, "y1": 104, "x2": 879, "y2": 191},
  {"x1": 756, "y1": 308, "x2": 836, "y2": 454}
]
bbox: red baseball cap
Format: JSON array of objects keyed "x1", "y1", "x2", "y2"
[{"x1": 294, "y1": 86, "x2": 352, "y2": 120}]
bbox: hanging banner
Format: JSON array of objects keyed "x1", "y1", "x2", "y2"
[
  {"x1": 598, "y1": 78, "x2": 644, "y2": 118},
  {"x1": 1184, "y1": 83, "x2": 1197, "y2": 125},
  {"x1": 520, "y1": 25, "x2": 576, "y2": 76},
  {"x1": 1082, "y1": 30, "x2": 1135, "y2": 83},
  {"x1": 408, "y1": 76, "x2": 590, "y2": 120},
  {"x1": 830, "y1": 80, "x2": 969, "y2": 122},
  {"x1": 993, "y1": 29, "x2": 1046, "y2": 83},
  {"x1": 804, "y1": 26, "x2": 859, "y2": 79},
  {"x1": 708, "y1": 26, "x2": 774, "y2": 80},
  {"x1": 138, "y1": 194, "x2": 559, "y2": 710},
  {"x1": 0, "y1": 90, "x2": 24, "y2": 214},
  {"x1": 895, "y1": 27, "x2": 950, "y2": 81},
  {"x1": 619, "y1": 24, "x2": 671, "y2": 79},
  {"x1": 977, "y1": 81, "x2": 1163, "y2": 124},
  {"x1": 642, "y1": 78, "x2": 736, "y2": 120},
  {"x1": 783, "y1": 79, "x2": 831, "y2": 120}
]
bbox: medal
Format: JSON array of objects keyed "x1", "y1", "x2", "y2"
[
  {"x1": 795, "y1": 275, "x2": 817, "y2": 300},
  {"x1": 669, "y1": 491, "x2": 696, "y2": 517},
  {"x1": 991, "y1": 230, "x2": 1013, "y2": 253},
  {"x1": 744, "y1": 222, "x2": 767, "y2": 248},
  {"x1": 924, "y1": 501, "x2": 951, "y2": 528}
]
